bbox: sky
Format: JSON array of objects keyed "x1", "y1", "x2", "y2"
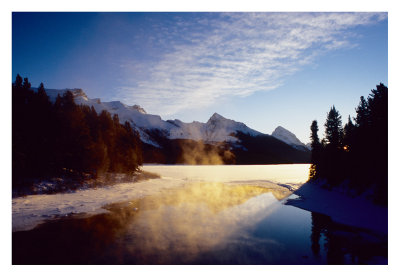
[{"x1": 12, "y1": 12, "x2": 388, "y2": 143}]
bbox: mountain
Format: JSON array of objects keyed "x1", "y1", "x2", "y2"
[
  {"x1": 272, "y1": 126, "x2": 311, "y2": 151},
  {"x1": 39, "y1": 88, "x2": 310, "y2": 164},
  {"x1": 168, "y1": 112, "x2": 262, "y2": 142},
  {"x1": 40, "y1": 88, "x2": 262, "y2": 145}
]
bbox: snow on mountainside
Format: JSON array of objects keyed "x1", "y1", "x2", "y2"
[
  {"x1": 39, "y1": 88, "x2": 169, "y2": 147},
  {"x1": 36, "y1": 88, "x2": 306, "y2": 151},
  {"x1": 272, "y1": 126, "x2": 310, "y2": 151},
  {"x1": 168, "y1": 113, "x2": 262, "y2": 143}
]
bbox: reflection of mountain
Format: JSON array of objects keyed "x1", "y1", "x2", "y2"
[{"x1": 40, "y1": 88, "x2": 310, "y2": 164}]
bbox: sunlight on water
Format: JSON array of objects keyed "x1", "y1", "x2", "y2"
[
  {"x1": 143, "y1": 164, "x2": 310, "y2": 184},
  {"x1": 114, "y1": 164, "x2": 311, "y2": 263},
  {"x1": 106, "y1": 183, "x2": 282, "y2": 263},
  {"x1": 96, "y1": 164, "x2": 312, "y2": 263},
  {"x1": 13, "y1": 164, "x2": 386, "y2": 265}
]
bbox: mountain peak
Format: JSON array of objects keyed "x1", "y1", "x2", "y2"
[
  {"x1": 209, "y1": 112, "x2": 226, "y2": 122},
  {"x1": 131, "y1": 104, "x2": 146, "y2": 114},
  {"x1": 274, "y1": 126, "x2": 286, "y2": 132},
  {"x1": 272, "y1": 126, "x2": 305, "y2": 147}
]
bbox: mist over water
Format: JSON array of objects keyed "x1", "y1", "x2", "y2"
[
  {"x1": 13, "y1": 164, "x2": 386, "y2": 264},
  {"x1": 142, "y1": 164, "x2": 310, "y2": 184},
  {"x1": 113, "y1": 183, "x2": 283, "y2": 264}
]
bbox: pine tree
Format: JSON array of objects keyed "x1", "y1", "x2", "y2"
[
  {"x1": 310, "y1": 120, "x2": 320, "y2": 153},
  {"x1": 14, "y1": 74, "x2": 23, "y2": 88},
  {"x1": 367, "y1": 83, "x2": 388, "y2": 204},
  {"x1": 12, "y1": 76, "x2": 143, "y2": 188},
  {"x1": 355, "y1": 96, "x2": 369, "y2": 128},
  {"x1": 38, "y1": 82, "x2": 45, "y2": 96},
  {"x1": 324, "y1": 106, "x2": 343, "y2": 149},
  {"x1": 309, "y1": 120, "x2": 321, "y2": 180},
  {"x1": 22, "y1": 77, "x2": 31, "y2": 90},
  {"x1": 343, "y1": 116, "x2": 355, "y2": 150},
  {"x1": 323, "y1": 106, "x2": 344, "y2": 185}
]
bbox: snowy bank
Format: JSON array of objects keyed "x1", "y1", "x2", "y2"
[
  {"x1": 286, "y1": 180, "x2": 388, "y2": 235},
  {"x1": 12, "y1": 176, "x2": 186, "y2": 232},
  {"x1": 12, "y1": 164, "x2": 309, "y2": 232}
]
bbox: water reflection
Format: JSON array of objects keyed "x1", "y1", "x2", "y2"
[
  {"x1": 311, "y1": 212, "x2": 326, "y2": 257},
  {"x1": 110, "y1": 183, "x2": 283, "y2": 264},
  {"x1": 12, "y1": 182, "x2": 387, "y2": 264},
  {"x1": 310, "y1": 212, "x2": 387, "y2": 264}
]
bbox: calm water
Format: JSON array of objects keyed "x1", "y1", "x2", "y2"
[{"x1": 13, "y1": 165, "x2": 387, "y2": 264}]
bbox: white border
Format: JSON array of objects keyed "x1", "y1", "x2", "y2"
[{"x1": 2, "y1": 1, "x2": 397, "y2": 276}]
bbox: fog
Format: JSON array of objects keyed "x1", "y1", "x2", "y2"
[
  {"x1": 13, "y1": 164, "x2": 310, "y2": 234},
  {"x1": 143, "y1": 164, "x2": 310, "y2": 184}
]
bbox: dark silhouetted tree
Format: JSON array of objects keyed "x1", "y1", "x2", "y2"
[
  {"x1": 309, "y1": 83, "x2": 388, "y2": 204},
  {"x1": 22, "y1": 77, "x2": 31, "y2": 90},
  {"x1": 309, "y1": 120, "x2": 321, "y2": 180},
  {"x1": 321, "y1": 106, "x2": 344, "y2": 185},
  {"x1": 324, "y1": 106, "x2": 343, "y2": 149},
  {"x1": 12, "y1": 75, "x2": 143, "y2": 189},
  {"x1": 14, "y1": 74, "x2": 23, "y2": 88},
  {"x1": 343, "y1": 116, "x2": 355, "y2": 150},
  {"x1": 355, "y1": 96, "x2": 370, "y2": 128}
]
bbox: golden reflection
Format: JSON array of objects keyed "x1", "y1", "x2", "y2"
[
  {"x1": 104, "y1": 182, "x2": 291, "y2": 263},
  {"x1": 139, "y1": 183, "x2": 288, "y2": 212}
]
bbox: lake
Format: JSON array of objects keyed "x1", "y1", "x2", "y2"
[{"x1": 12, "y1": 164, "x2": 387, "y2": 264}]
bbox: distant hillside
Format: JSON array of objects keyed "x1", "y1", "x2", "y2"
[{"x1": 33, "y1": 87, "x2": 311, "y2": 165}]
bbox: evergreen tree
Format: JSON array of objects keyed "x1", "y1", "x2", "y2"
[
  {"x1": 309, "y1": 83, "x2": 388, "y2": 204},
  {"x1": 367, "y1": 83, "x2": 388, "y2": 203},
  {"x1": 355, "y1": 96, "x2": 369, "y2": 128},
  {"x1": 12, "y1": 75, "x2": 143, "y2": 189},
  {"x1": 310, "y1": 120, "x2": 320, "y2": 153},
  {"x1": 22, "y1": 77, "x2": 31, "y2": 90},
  {"x1": 14, "y1": 74, "x2": 23, "y2": 88},
  {"x1": 38, "y1": 82, "x2": 45, "y2": 96},
  {"x1": 324, "y1": 106, "x2": 343, "y2": 149},
  {"x1": 323, "y1": 106, "x2": 344, "y2": 185},
  {"x1": 309, "y1": 120, "x2": 321, "y2": 180},
  {"x1": 343, "y1": 116, "x2": 355, "y2": 150}
]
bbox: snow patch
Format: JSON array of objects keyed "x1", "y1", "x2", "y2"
[
  {"x1": 286, "y1": 180, "x2": 388, "y2": 235},
  {"x1": 272, "y1": 126, "x2": 308, "y2": 150}
]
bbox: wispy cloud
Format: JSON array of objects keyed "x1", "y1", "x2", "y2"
[{"x1": 115, "y1": 12, "x2": 386, "y2": 116}]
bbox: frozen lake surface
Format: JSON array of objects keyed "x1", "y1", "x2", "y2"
[{"x1": 12, "y1": 164, "x2": 387, "y2": 264}]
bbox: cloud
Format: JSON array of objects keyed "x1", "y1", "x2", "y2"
[{"x1": 115, "y1": 12, "x2": 387, "y2": 116}]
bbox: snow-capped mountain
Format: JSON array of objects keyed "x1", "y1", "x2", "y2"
[
  {"x1": 168, "y1": 113, "x2": 262, "y2": 143},
  {"x1": 272, "y1": 126, "x2": 310, "y2": 151},
  {"x1": 34, "y1": 87, "x2": 310, "y2": 164},
  {"x1": 41, "y1": 88, "x2": 262, "y2": 147}
]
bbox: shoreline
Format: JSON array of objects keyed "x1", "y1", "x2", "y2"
[
  {"x1": 285, "y1": 180, "x2": 388, "y2": 236},
  {"x1": 12, "y1": 170, "x2": 160, "y2": 198},
  {"x1": 12, "y1": 164, "x2": 308, "y2": 232}
]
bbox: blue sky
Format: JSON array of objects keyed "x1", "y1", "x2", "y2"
[{"x1": 12, "y1": 12, "x2": 388, "y2": 143}]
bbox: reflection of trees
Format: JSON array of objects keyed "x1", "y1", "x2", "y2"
[
  {"x1": 12, "y1": 209, "x2": 138, "y2": 264},
  {"x1": 310, "y1": 212, "x2": 389, "y2": 264},
  {"x1": 310, "y1": 212, "x2": 324, "y2": 257},
  {"x1": 310, "y1": 212, "x2": 345, "y2": 264}
]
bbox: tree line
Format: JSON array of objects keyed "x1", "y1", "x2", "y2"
[
  {"x1": 12, "y1": 75, "x2": 142, "y2": 187},
  {"x1": 309, "y1": 83, "x2": 388, "y2": 204}
]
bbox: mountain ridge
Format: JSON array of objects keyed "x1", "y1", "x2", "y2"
[{"x1": 36, "y1": 88, "x2": 309, "y2": 156}]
